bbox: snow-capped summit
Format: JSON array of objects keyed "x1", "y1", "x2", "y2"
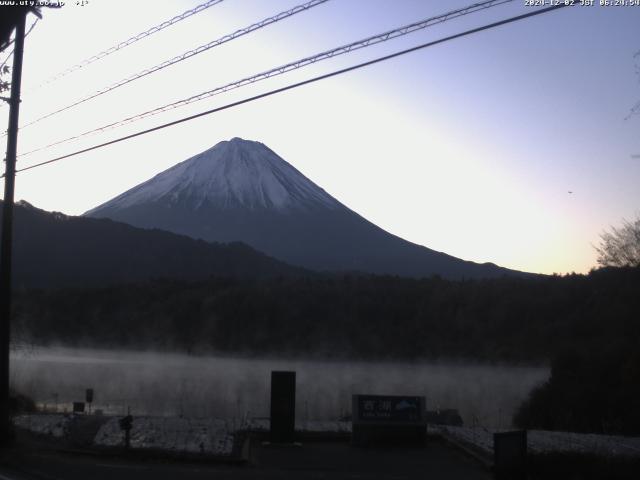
[
  {"x1": 88, "y1": 138, "x2": 339, "y2": 213},
  {"x1": 86, "y1": 138, "x2": 524, "y2": 279}
]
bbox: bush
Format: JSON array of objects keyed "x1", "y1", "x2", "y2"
[
  {"x1": 514, "y1": 344, "x2": 640, "y2": 435},
  {"x1": 9, "y1": 389, "x2": 36, "y2": 414}
]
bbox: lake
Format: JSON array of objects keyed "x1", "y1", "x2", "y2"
[{"x1": 10, "y1": 347, "x2": 548, "y2": 428}]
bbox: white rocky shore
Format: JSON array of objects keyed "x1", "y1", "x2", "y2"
[
  {"x1": 13, "y1": 414, "x2": 640, "y2": 460},
  {"x1": 94, "y1": 417, "x2": 235, "y2": 455},
  {"x1": 13, "y1": 414, "x2": 70, "y2": 438},
  {"x1": 435, "y1": 425, "x2": 640, "y2": 459},
  {"x1": 13, "y1": 414, "x2": 236, "y2": 456}
]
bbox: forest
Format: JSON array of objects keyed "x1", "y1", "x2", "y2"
[
  {"x1": 13, "y1": 266, "x2": 638, "y2": 362},
  {"x1": 13, "y1": 265, "x2": 640, "y2": 434}
]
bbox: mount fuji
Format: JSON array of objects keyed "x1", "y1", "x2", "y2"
[{"x1": 85, "y1": 137, "x2": 522, "y2": 279}]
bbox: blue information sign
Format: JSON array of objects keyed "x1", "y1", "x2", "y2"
[{"x1": 354, "y1": 395, "x2": 425, "y2": 424}]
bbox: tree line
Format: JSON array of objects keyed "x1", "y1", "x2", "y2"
[
  {"x1": 13, "y1": 266, "x2": 639, "y2": 363},
  {"x1": 10, "y1": 259, "x2": 640, "y2": 435}
]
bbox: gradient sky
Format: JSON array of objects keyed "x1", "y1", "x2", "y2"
[{"x1": 1, "y1": 0, "x2": 639, "y2": 275}]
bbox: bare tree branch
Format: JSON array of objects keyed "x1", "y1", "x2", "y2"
[{"x1": 595, "y1": 215, "x2": 640, "y2": 268}]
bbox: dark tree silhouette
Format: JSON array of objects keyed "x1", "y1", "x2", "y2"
[
  {"x1": 0, "y1": 62, "x2": 9, "y2": 95},
  {"x1": 595, "y1": 215, "x2": 640, "y2": 268}
]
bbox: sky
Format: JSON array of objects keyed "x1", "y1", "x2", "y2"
[{"x1": 1, "y1": 0, "x2": 639, "y2": 275}]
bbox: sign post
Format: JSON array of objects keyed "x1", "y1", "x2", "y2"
[{"x1": 119, "y1": 407, "x2": 133, "y2": 449}]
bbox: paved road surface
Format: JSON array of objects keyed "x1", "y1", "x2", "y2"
[{"x1": 0, "y1": 438, "x2": 491, "y2": 480}]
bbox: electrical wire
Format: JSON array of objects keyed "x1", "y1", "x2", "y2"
[
  {"x1": 0, "y1": 19, "x2": 38, "y2": 73},
  {"x1": 19, "y1": 0, "x2": 330, "y2": 129},
  {"x1": 32, "y1": 0, "x2": 226, "y2": 90},
  {"x1": 19, "y1": 0, "x2": 514, "y2": 157},
  {"x1": 11, "y1": 3, "x2": 573, "y2": 176},
  {"x1": 628, "y1": 51, "x2": 640, "y2": 118},
  {"x1": 0, "y1": 48, "x2": 14, "y2": 72},
  {"x1": 1, "y1": 18, "x2": 39, "y2": 108},
  {"x1": 0, "y1": 38, "x2": 15, "y2": 55}
]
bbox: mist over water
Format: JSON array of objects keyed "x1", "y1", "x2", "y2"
[{"x1": 11, "y1": 347, "x2": 548, "y2": 428}]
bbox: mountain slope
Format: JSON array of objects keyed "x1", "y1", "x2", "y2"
[
  {"x1": 86, "y1": 137, "x2": 525, "y2": 279},
  {"x1": 1, "y1": 200, "x2": 305, "y2": 289}
]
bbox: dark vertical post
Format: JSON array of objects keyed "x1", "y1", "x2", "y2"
[
  {"x1": 119, "y1": 407, "x2": 132, "y2": 449},
  {"x1": 494, "y1": 430, "x2": 527, "y2": 480},
  {"x1": 270, "y1": 371, "x2": 295, "y2": 443},
  {"x1": 85, "y1": 388, "x2": 94, "y2": 414},
  {"x1": 0, "y1": 13, "x2": 26, "y2": 446}
]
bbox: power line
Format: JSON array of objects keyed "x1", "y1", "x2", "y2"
[
  {"x1": 19, "y1": 0, "x2": 514, "y2": 157},
  {"x1": 0, "y1": 19, "x2": 38, "y2": 73},
  {"x1": 1, "y1": 18, "x2": 38, "y2": 109},
  {"x1": 31, "y1": 0, "x2": 226, "y2": 90},
  {"x1": 12, "y1": 3, "x2": 572, "y2": 177},
  {"x1": 19, "y1": 0, "x2": 330, "y2": 130},
  {"x1": 0, "y1": 38, "x2": 15, "y2": 55},
  {"x1": 0, "y1": 48, "x2": 15, "y2": 72},
  {"x1": 629, "y1": 49, "x2": 640, "y2": 118}
]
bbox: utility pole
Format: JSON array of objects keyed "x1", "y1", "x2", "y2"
[{"x1": 0, "y1": 12, "x2": 26, "y2": 445}]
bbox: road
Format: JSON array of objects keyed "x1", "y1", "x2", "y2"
[{"x1": 0, "y1": 438, "x2": 491, "y2": 480}]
